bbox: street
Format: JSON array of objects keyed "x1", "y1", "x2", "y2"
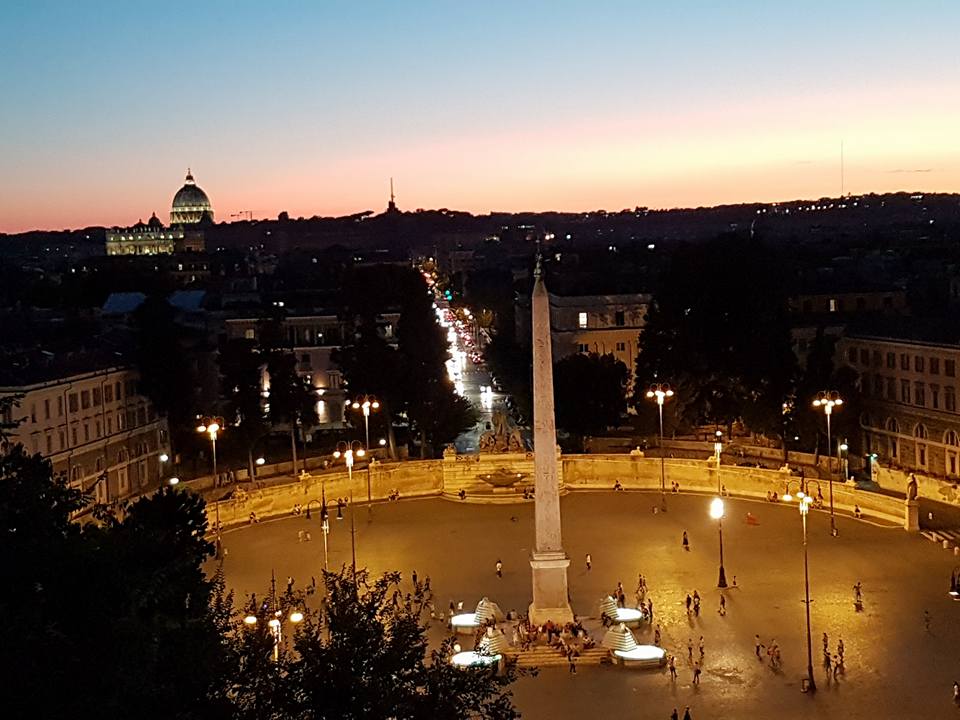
[{"x1": 215, "y1": 492, "x2": 960, "y2": 719}]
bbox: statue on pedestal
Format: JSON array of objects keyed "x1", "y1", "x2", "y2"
[{"x1": 479, "y1": 409, "x2": 525, "y2": 453}]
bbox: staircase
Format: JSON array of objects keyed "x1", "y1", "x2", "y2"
[{"x1": 512, "y1": 646, "x2": 611, "y2": 668}]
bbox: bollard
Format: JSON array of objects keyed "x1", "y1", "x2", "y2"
[
  {"x1": 944, "y1": 540, "x2": 950, "y2": 550},
  {"x1": 954, "y1": 546, "x2": 959, "y2": 556}
]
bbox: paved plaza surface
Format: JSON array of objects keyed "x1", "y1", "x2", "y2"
[{"x1": 216, "y1": 492, "x2": 960, "y2": 719}]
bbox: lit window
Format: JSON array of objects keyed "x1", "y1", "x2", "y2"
[{"x1": 578, "y1": 312, "x2": 588, "y2": 328}]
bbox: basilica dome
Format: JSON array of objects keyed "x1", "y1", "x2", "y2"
[{"x1": 170, "y1": 169, "x2": 214, "y2": 225}]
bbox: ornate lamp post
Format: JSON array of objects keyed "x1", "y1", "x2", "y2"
[
  {"x1": 196, "y1": 416, "x2": 224, "y2": 478},
  {"x1": 709, "y1": 497, "x2": 728, "y2": 588},
  {"x1": 645, "y1": 383, "x2": 674, "y2": 509},
  {"x1": 714, "y1": 430, "x2": 723, "y2": 493},
  {"x1": 812, "y1": 391, "x2": 843, "y2": 536},
  {"x1": 334, "y1": 440, "x2": 367, "y2": 503},
  {"x1": 350, "y1": 395, "x2": 380, "y2": 451},
  {"x1": 306, "y1": 495, "x2": 330, "y2": 570},
  {"x1": 784, "y1": 478, "x2": 817, "y2": 693}
]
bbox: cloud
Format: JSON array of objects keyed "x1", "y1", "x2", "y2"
[{"x1": 885, "y1": 168, "x2": 934, "y2": 174}]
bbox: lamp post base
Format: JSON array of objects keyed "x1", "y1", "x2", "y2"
[{"x1": 717, "y1": 566, "x2": 728, "y2": 589}]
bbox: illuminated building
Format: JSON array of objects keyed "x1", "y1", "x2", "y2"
[{"x1": 105, "y1": 169, "x2": 211, "y2": 256}]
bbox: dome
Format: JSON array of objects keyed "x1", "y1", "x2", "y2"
[{"x1": 170, "y1": 169, "x2": 214, "y2": 225}]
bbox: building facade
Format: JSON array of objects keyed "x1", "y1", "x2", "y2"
[
  {"x1": 223, "y1": 312, "x2": 401, "y2": 429},
  {"x1": 1, "y1": 366, "x2": 170, "y2": 503},
  {"x1": 517, "y1": 292, "x2": 650, "y2": 384},
  {"x1": 838, "y1": 333, "x2": 960, "y2": 478}
]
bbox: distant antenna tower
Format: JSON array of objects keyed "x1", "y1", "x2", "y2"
[
  {"x1": 387, "y1": 177, "x2": 399, "y2": 213},
  {"x1": 840, "y1": 140, "x2": 845, "y2": 198}
]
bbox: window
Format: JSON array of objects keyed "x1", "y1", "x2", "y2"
[
  {"x1": 914, "y1": 424, "x2": 928, "y2": 469},
  {"x1": 616, "y1": 342, "x2": 626, "y2": 352},
  {"x1": 856, "y1": 297, "x2": 866, "y2": 311},
  {"x1": 829, "y1": 298, "x2": 838, "y2": 312},
  {"x1": 860, "y1": 349, "x2": 869, "y2": 365},
  {"x1": 138, "y1": 460, "x2": 148, "y2": 487},
  {"x1": 847, "y1": 348, "x2": 857, "y2": 363},
  {"x1": 83, "y1": 423, "x2": 90, "y2": 443},
  {"x1": 93, "y1": 387, "x2": 101, "y2": 406},
  {"x1": 931, "y1": 358, "x2": 940, "y2": 375},
  {"x1": 886, "y1": 352, "x2": 896, "y2": 369},
  {"x1": 886, "y1": 377, "x2": 896, "y2": 401},
  {"x1": 932, "y1": 385, "x2": 940, "y2": 409},
  {"x1": 947, "y1": 360, "x2": 957, "y2": 378},
  {"x1": 81, "y1": 390, "x2": 90, "y2": 410},
  {"x1": 115, "y1": 381, "x2": 122, "y2": 399},
  {"x1": 58, "y1": 430, "x2": 65, "y2": 450},
  {"x1": 69, "y1": 393, "x2": 79, "y2": 413},
  {"x1": 45, "y1": 435, "x2": 52, "y2": 454},
  {"x1": 106, "y1": 415, "x2": 113, "y2": 434},
  {"x1": 945, "y1": 431, "x2": 960, "y2": 476},
  {"x1": 119, "y1": 467, "x2": 129, "y2": 494},
  {"x1": 915, "y1": 383, "x2": 925, "y2": 407},
  {"x1": 44, "y1": 399, "x2": 51, "y2": 420},
  {"x1": 71, "y1": 427, "x2": 77, "y2": 445},
  {"x1": 885, "y1": 417, "x2": 900, "y2": 459},
  {"x1": 57, "y1": 396, "x2": 64, "y2": 416},
  {"x1": 874, "y1": 376, "x2": 884, "y2": 396},
  {"x1": 901, "y1": 354, "x2": 910, "y2": 371},
  {"x1": 802, "y1": 300, "x2": 812, "y2": 313},
  {"x1": 244, "y1": 328, "x2": 256, "y2": 340},
  {"x1": 104, "y1": 384, "x2": 113, "y2": 403},
  {"x1": 614, "y1": 311, "x2": 625, "y2": 327},
  {"x1": 577, "y1": 343, "x2": 589, "y2": 353},
  {"x1": 861, "y1": 374, "x2": 871, "y2": 396},
  {"x1": 125, "y1": 380, "x2": 137, "y2": 397},
  {"x1": 915, "y1": 356, "x2": 925, "y2": 373},
  {"x1": 901, "y1": 380, "x2": 910, "y2": 402},
  {"x1": 872, "y1": 350, "x2": 881, "y2": 367},
  {"x1": 136, "y1": 407, "x2": 146, "y2": 427},
  {"x1": 947, "y1": 387, "x2": 957, "y2": 412},
  {"x1": 117, "y1": 412, "x2": 126, "y2": 431},
  {"x1": 578, "y1": 312, "x2": 588, "y2": 329},
  {"x1": 95, "y1": 420, "x2": 102, "y2": 438},
  {"x1": 71, "y1": 466, "x2": 83, "y2": 482}
]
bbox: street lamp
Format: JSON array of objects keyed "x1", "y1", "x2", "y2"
[
  {"x1": 812, "y1": 391, "x2": 843, "y2": 536},
  {"x1": 709, "y1": 497, "x2": 728, "y2": 588},
  {"x1": 645, "y1": 383, "x2": 674, "y2": 510},
  {"x1": 714, "y1": 430, "x2": 723, "y2": 493},
  {"x1": 334, "y1": 440, "x2": 368, "y2": 504},
  {"x1": 244, "y1": 607, "x2": 304, "y2": 663},
  {"x1": 306, "y1": 494, "x2": 330, "y2": 570},
  {"x1": 334, "y1": 491, "x2": 359, "y2": 589},
  {"x1": 839, "y1": 441, "x2": 849, "y2": 483},
  {"x1": 785, "y1": 478, "x2": 817, "y2": 693},
  {"x1": 350, "y1": 395, "x2": 380, "y2": 451},
  {"x1": 196, "y1": 416, "x2": 224, "y2": 479}
]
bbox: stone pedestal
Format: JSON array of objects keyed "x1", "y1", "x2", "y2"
[
  {"x1": 528, "y1": 551, "x2": 574, "y2": 625},
  {"x1": 905, "y1": 499, "x2": 920, "y2": 532}
]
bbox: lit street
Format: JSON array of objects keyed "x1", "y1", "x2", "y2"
[{"x1": 217, "y1": 492, "x2": 960, "y2": 719}]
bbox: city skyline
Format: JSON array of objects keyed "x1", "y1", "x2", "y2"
[{"x1": 2, "y1": 0, "x2": 959, "y2": 233}]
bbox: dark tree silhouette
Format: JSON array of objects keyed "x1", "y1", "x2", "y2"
[{"x1": 554, "y1": 352, "x2": 629, "y2": 446}]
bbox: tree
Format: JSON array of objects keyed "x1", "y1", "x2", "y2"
[
  {"x1": 484, "y1": 334, "x2": 532, "y2": 425},
  {"x1": 266, "y1": 351, "x2": 319, "y2": 474},
  {"x1": 219, "y1": 337, "x2": 269, "y2": 478},
  {"x1": 132, "y1": 294, "x2": 198, "y2": 446},
  {"x1": 554, "y1": 353, "x2": 629, "y2": 447},
  {"x1": 633, "y1": 234, "x2": 796, "y2": 434},
  {"x1": 0, "y1": 443, "x2": 231, "y2": 719},
  {"x1": 229, "y1": 567, "x2": 525, "y2": 719}
]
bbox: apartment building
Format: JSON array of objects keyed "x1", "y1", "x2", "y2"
[
  {"x1": 838, "y1": 333, "x2": 960, "y2": 478},
  {"x1": 1, "y1": 360, "x2": 169, "y2": 503}
]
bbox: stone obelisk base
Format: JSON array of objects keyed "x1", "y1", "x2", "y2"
[
  {"x1": 529, "y1": 551, "x2": 574, "y2": 625},
  {"x1": 904, "y1": 499, "x2": 920, "y2": 532}
]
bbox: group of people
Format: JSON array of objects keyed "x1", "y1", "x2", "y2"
[
  {"x1": 754, "y1": 635, "x2": 782, "y2": 669},
  {"x1": 822, "y1": 632, "x2": 845, "y2": 679}
]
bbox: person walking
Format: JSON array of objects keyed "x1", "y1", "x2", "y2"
[
  {"x1": 692, "y1": 661, "x2": 701, "y2": 685},
  {"x1": 719, "y1": 594, "x2": 726, "y2": 615},
  {"x1": 953, "y1": 681, "x2": 959, "y2": 706},
  {"x1": 654, "y1": 624, "x2": 662, "y2": 646},
  {"x1": 496, "y1": 559, "x2": 503, "y2": 578},
  {"x1": 698, "y1": 636, "x2": 705, "y2": 659},
  {"x1": 682, "y1": 531, "x2": 690, "y2": 551},
  {"x1": 648, "y1": 597, "x2": 654, "y2": 621},
  {"x1": 412, "y1": 569, "x2": 418, "y2": 586},
  {"x1": 669, "y1": 654, "x2": 677, "y2": 680},
  {"x1": 924, "y1": 609, "x2": 932, "y2": 633},
  {"x1": 837, "y1": 636, "x2": 845, "y2": 661},
  {"x1": 568, "y1": 655, "x2": 576, "y2": 675},
  {"x1": 687, "y1": 638, "x2": 694, "y2": 662},
  {"x1": 693, "y1": 591, "x2": 701, "y2": 617},
  {"x1": 832, "y1": 654, "x2": 841, "y2": 679},
  {"x1": 822, "y1": 632, "x2": 829, "y2": 655},
  {"x1": 685, "y1": 594, "x2": 693, "y2": 614},
  {"x1": 670, "y1": 709, "x2": 679, "y2": 720},
  {"x1": 754, "y1": 634, "x2": 764, "y2": 658},
  {"x1": 683, "y1": 707, "x2": 692, "y2": 720},
  {"x1": 585, "y1": 553, "x2": 592, "y2": 571}
]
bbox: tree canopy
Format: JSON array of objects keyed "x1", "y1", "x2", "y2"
[
  {"x1": 633, "y1": 234, "x2": 797, "y2": 434},
  {"x1": 554, "y1": 352, "x2": 629, "y2": 443}
]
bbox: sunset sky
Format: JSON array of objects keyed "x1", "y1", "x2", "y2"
[{"x1": 2, "y1": 1, "x2": 959, "y2": 233}]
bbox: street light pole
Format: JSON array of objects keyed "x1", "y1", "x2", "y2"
[
  {"x1": 714, "y1": 430, "x2": 723, "y2": 494},
  {"x1": 710, "y1": 497, "x2": 728, "y2": 588},
  {"x1": 801, "y1": 494, "x2": 816, "y2": 692},
  {"x1": 646, "y1": 383, "x2": 674, "y2": 511},
  {"x1": 813, "y1": 391, "x2": 843, "y2": 537}
]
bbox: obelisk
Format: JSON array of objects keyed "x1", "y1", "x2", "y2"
[{"x1": 528, "y1": 254, "x2": 574, "y2": 625}]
